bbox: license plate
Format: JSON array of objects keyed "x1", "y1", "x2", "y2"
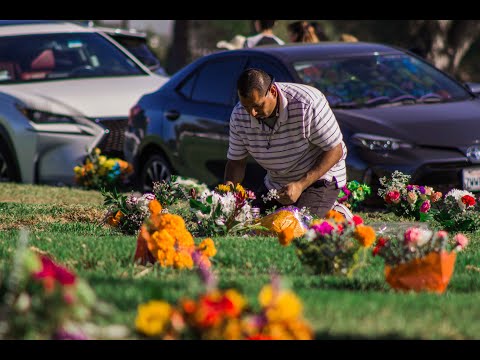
[{"x1": 463, "y1": 167, "x2": 480, "y2": 191}]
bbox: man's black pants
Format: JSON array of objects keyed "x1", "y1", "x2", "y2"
[{"x1": 251, "y1": 179, "x2": 340, "y2": 218}]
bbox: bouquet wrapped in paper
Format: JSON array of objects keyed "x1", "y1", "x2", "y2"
[
  {"x1": 373, "y1": 225, "x2": 468, "y2": 293},
  {"x1": 257, "y1": 206, "x2": 312, "y2": 245}
]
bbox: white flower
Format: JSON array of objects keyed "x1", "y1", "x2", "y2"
[
  {"x1": 304, "y1": 229, "x2": 317, "y2": 242},
  {"x1": 416, "y1": 229, "x2": 432, "y2": 247}
]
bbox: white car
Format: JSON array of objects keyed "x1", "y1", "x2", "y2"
[{"x1": 0, "y1": 20, "x2": 169, "y2": 185}]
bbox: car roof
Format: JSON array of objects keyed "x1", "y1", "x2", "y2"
[
  {"x1": 216, "y1": 41, "x2": 404, "y2": 62},
  {"x1": 0, "y1": 20, "x2": 95, "y2": 36}
]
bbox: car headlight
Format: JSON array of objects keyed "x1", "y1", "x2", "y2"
[
  {"x1": 16, "y1": 105, "x2": 76, "y2": 124},
  {"x1": 351, "y1": 133, "x2": 413, "y2": 151}
]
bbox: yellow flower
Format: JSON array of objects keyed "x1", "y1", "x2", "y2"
[
  {"x1": 354, "y1": 225, "x2": 376, "y2": 247},
  {"x1": 235, "y1": 183, "x2": 246, "y2": 197},
  {"x1": 216, "y1": 184, "x2": 231, "y2": 193},
  {"x1": 98, "y1": 155, "x2": 107, "y2": 165},
  {"x1": 104, "y1": 159, "x2": 116, "y2": 170},
  {"x1": 197, "y1": 238, "x2": 217, "y2": 257},
  {"x1": 135, "y1": 300, "x2": 172, "y2": 337},
  {"x1": 73, "y1": 166, "x2": 82, "y2": 174},
  {"x1": 259, "y1": 285, "x2": 303, "y2": 322},
  {"x1": 224, "y1": 289, "x2": 246, "y2": 317},
  {"x1": 94, "y1": 147, "x2": 101, "y2": 155}
]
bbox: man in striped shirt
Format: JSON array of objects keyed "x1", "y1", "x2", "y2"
[{"x1": 224, "y1": 68, "x2": 347, "y2": 218}]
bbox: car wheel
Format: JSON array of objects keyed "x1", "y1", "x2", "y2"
[
  {"x1": 0, "y1": 142, "x2": 18, "y2": 183},
  {"x1": 140, "y1": 153, "x2": 173, "y2": 193}
]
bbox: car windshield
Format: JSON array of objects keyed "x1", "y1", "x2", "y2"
[
  {"x1": 0, "y1": 32, "x2": 146, "y2": 83},
  {"x1": 293, "y1": 53, "x2": 472, "y2": 108}
]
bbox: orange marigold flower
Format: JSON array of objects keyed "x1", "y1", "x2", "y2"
[
  {"x1": 181, "y1": 299, "x2": 197, "y2": 314},
  {"x1": 197, "y1": 238, "x2": 217, "y2": 257},
  {"x1": 354, "y1": 225, "x2": 376, "y2": 247},
  {"x1": 174, "y1": 251, "x2": 194, "y2": 270},
  {"x1": 278, "y1": 226, "x2": 295, "y2": 246},
  {"x1": 148, "y1": 199, "x2": 162, "y2": 215},
  {"x1": 325, "y1": 210, "x2": 345, "y2": 223}
]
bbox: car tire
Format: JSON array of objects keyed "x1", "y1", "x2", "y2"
[
  {"x1": 140, "y1": 153, "x2": 173, "y2": 193},
  {"x1": 0, "y1": 141, "x2": 19, "y2": 183}
]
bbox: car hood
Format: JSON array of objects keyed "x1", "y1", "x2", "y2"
[
  {"x1": 337, "y1": 98, "x2": 480, "y2": 148},
  {"x1": 0, "y1": 75, "x2": 168, "y2": 118}
]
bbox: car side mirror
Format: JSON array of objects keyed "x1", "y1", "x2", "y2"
[{"x1": 464, "y1": 82, "x2": 480, "y2": 96}]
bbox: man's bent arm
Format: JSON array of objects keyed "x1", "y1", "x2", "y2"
[
  {"x1": 296, "y1": 143, "x2": 343, "y2": 191},
  {"x1": 224, "y1": 158, "x2": 247, "y2": 185}
]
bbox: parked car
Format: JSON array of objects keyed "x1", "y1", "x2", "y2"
[
  {"x1": 0, "y1": 20, "x2": 169, "y2": 185},
  {"x1": 80, "y1": 23, "x2": 168, "y2": 76},
  {"x1": 124, "y1": 42, "x2": 480, "y2": 196}
]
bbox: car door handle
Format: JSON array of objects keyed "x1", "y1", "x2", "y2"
[{"x1": 165, "y1": 110, "x2": 180, "y2": 120}]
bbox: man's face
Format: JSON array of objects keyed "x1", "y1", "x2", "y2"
[{"x1": 239, "y1": 85, "x2": 277, "y2": 121}]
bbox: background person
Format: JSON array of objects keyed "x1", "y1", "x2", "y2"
[
  {"x1": 287, "y1": 21, "x2": 320, "y2": 43},
  {"x1": 244, "y1": 20, "x2": 285, "y2": 48}
]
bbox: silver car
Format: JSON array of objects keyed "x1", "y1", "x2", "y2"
[{"x1": 0, "y1": 20, "x2": 168, "y2": 185}]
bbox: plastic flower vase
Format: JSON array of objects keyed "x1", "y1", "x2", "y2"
[{"x1": 384, "y1": 251, "x2": 456, "y2": 294}]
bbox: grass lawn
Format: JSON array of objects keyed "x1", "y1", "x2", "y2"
[{"x1": 1, "y1": 183, "x2": 480, "y2": 339}]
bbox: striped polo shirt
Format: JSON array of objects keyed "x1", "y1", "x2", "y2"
[{"x1": 227, "y1": 82, "x2": 347, "y2": 190}]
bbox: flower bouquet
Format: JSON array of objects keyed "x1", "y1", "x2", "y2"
[
  {"x1": 152, "y1": 174, "x2": 193, "y2": 207},
  {"x1": 135, "y1": 269, "x2": 313, "y2": 340},
  {"x1": 101, "y1": 188, "x2": 162, "y2": 235},
  {"x1": 133, "y1": 200, "x2": 217, "y2": 269},
  {"x1": 432, "y1": 189, "x2": 480, "y2": 232},
  {"x1": 372, "y1": 226, "x2": 469, "y2": 293},
  {"x1": 337, "y1": 180, "x2": 372, "y2": 210},
  {"x1": 73, "y1": 147, "x2": 133, "y2": 191},
  {"x1": 293, "y1": 211, "x2": 376, "y2": 276},
  {"x1": 377, "y1": 170, "x2": 442, "y2": 220},
  {"x1": 189, "y1": 183, "x2": 261, "y2": 236},
  {"x1": 0, "y1": 235, "x2": 101, "y2": 339}
]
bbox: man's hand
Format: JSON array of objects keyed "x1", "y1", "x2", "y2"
[{"x1": 277, "y1": 182, "x2": 304, "y2": 205}]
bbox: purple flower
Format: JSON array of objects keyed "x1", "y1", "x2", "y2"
[
  {"x1": 406, "y1": 185, "x2": 414, "y2": 192},
  {"x1": 418, "y1": 186, "x2": 426, "y2": 194},
  {"x1": 53, "y1": 328, "x2": 89, "y2": 340}
]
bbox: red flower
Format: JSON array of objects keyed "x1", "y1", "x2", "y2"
[
  {"x1": 33, "y1": 256, "x2": 76, "y2": 291},
  {"x1": 372, "y1": 237, "x2": 388, "y2": 256},
  {"x1": 461, "y1": 195, "x2": 476, "y2": 207},
  {"x1": 352, "y1": 215, "x2": 364, "y2": 225},
  {"x1": 247, "y1": 334, "x2": 274, "y2": 340}
]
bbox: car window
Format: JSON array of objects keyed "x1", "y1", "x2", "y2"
[
  {"x1": 178, "y1": 73, "x2": 197, "y2": 99},
  {"x1": 293, "y1": 54, "x2": 472, "y2": 108},
  {"x1": 245, "y1": 57, "x2": 289, "y2": 81},
  {"x1": 191, "y1": 58, "x2": 244, "y2": 105},
  {"x1": 0, "y1": 32, "x2": 146, "y2": 83}
]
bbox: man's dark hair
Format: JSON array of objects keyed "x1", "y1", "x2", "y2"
[
  {"x1": 258, "y1": 20, "x2": 276, "y2": 30},
  {"x1": 237, "y1": 68, "x2": 272, "y2": 98}
]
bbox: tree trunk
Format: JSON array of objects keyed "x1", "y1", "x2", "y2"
[
  {"x1": 166, "y1": 20, "x2": 191, "y2": 75},
  {"x1": 410, "y1": 20, "x2": 480, "y2": 77}
]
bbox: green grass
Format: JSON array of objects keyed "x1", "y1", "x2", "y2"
[{"x1": 1, "y1": 183, "x2": 480, "y2": 339}]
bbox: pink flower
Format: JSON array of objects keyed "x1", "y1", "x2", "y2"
[
  {"x1": 436, "y1": 230, "x2": 448, "y2": 240},
  {"x1": 420, "y1": 200, "x2": 431, "y2": 213},
  {"x1": 311, "y1": 221, "x2": 335, "y2": 236},
  {"x1": 404, "y1": 228, "x2": 420, "y2": 247},
  {"x1": 454, "y1": 233, "x2": 469, "y2": 250}
]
